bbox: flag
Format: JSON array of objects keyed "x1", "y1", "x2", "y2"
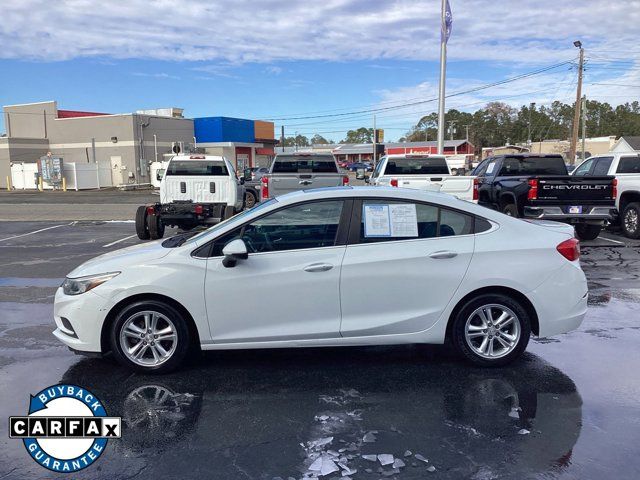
[{"x1": 442, "y1": 0, "x2": 453, "y2": 44}]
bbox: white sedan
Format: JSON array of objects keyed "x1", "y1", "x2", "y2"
[{"x1": 54, "y1": 187, "x2": 588, "y2": 373}]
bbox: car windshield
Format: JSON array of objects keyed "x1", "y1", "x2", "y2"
[
  {"x1": 166, "y1": 160, "x2": 229, "y2": 176},
  {"x1": 384, "y1": 157, "x2": 449, "y2": 175},
  {"x1": 182, "y1": 198, "x2": 278, "y2": 246},
  {"x1": 272, "y1": 156, "x2": 338, "y2": 173},
  {"x1": 501, "y1": 156, "x2": 568, "y2": 176}
]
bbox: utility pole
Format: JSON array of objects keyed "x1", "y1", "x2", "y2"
[
  {"x1": 527, "y1": 102, "x2": 535, "y2": 146},
  {"x1": 447, "y1": 120, "x2": 456, "y2": 141},
  {"x1": 281, "y1": 125, "x2": 285, "y2": 152},
  {"x1": 569, "y1": 40, "x2": 584, "y2": 165},
  {"x1": 436, "y1": 0, "x2": 451, "y2": 154},
  {"x1": 581, "y1": 95, "x2": 587, "y2": 161},
  {"x1": 372, "y1": 114, "x2": 377, "y2": 166},
  {"x1": 464, "y1": 124, "x2": 470, "y2": 142}
]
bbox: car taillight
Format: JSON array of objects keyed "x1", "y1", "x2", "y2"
[
  {"x1": 146, "y1": 206, "x2": 155, "y2": 215},
  {"x1": 342, "y1": 175, "x2": 349, "y2": 186},
  {"x1": 612, "y1": 178, "x2": 617, "y2": 199},
  {"x1": 194, "y1": 204, "x2": 204, "y2": 215},
  {"x1": 527, "y1": 179, "x2": 538, "y2": 200},
  {"x1": 473, "y1": 178, "x2": 479, "y2": 201},
  {"x1": 557, "y1": 238, "x2": 580, "y2": 262},
  {"x1": 390, "y1": 178, "x2": 398, "y2": 187},
  {"x1": 261, "y1": 176, "x2": 269, "y2": 199}
]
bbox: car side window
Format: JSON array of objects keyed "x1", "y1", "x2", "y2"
[
  {"x1": 359, "y1": 200, "x2": 473, "y2": 243},
  {"x1": 472, "y1": 159, "x2": 489, "y2": 176},
  {"x1": 617, "y1": 156, "x2": 640, "y2": 174},
  {"x1": 573, "y1": 158, "x2": 595, "y2": 176},
  {"x1": 484, "y1": 159, "x2": 497, "y2": 177},
  {"x1": 592, "y1": 157, "x2": 613, "y2": 176},
  {"x1": 210, "y1": 200, "x2": 344, "y2": 256},
  {"x1": 498, "y1": 158, "x2": 521, "y2": 176}
]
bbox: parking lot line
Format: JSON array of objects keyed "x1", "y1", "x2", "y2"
[
  {"x1": 599, "y1": 236, "x2": 625, "y2": 245},
  {"x1": 0, "y1": 224, "x2": 68, "y2": 243},
  {"x1": 103, "y1": 234, "x2": 138, "y2": 248}
]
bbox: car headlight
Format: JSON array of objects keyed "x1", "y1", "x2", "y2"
[{"x1": 61, "y1": 272, "x2": 120, "y2": 295}]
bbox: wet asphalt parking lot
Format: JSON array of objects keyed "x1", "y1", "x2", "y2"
[{"x1": 0, "y1": 220, "x2": 639, "y2": 479}]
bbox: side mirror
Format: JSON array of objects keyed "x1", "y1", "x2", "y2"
[
  {"x1": 222, "y1": 239, "x2": 248, "y2": 268},
  {"x1": 156, "y1": 169, "x2": 165, "y2": 181},
  {"x1": 364, "y1": 175, "x2": 370, "y2": 183},
  {"x1": 239, "y1": 177, "x2": 246, "y2": 185}
]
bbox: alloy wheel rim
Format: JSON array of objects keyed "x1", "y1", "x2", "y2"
[
  {"x1": 120, "y1": 310, "x2": 177, "y2": 367},
  {"x1": 625, "y1": 209, "x2": 638, "y2": 233},
  {"x1": 464, "y1": 304, "x2": 521, "y2": 359},
  {"x1": 246, "y1": 192, "x2": 256, "y2": 208}
]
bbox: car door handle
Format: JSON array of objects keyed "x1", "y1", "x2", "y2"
[
  {"x1": 428, "y1": 250, "x2": 458, "y2": 259},
  {"x1": 303, "y1": 263, "x2": 333, "y2": 272}
]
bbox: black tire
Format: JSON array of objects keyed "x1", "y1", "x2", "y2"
[
  {"x1": 621, "y1": 202, "x2": 640, "y2": 239},
  {"x1": 244, "y1": 190, "x2": 257, "y2": 209},
  {"x1": 135, "y1": 206, "x2": 150, "y2": 240},
  {"x1": 223, "y1": 205, "x2": 236, "y2": 220},
  {"x1": 502, "y1": 203, "x2": 519, "y2": 217},
  {"x1": 148, "y1": 214, "x2": 165, "y2": 239},
  {"x1": 451, "y1": 293, "x2": 531, "y2": 367},
  {"x1": 574, "y1": 224, "x2": 601, "y2": 241},
  {"x1": 110, "y1": 300, "x2": 191, "y2": 374}
]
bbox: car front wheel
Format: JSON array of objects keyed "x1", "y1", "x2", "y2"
[
  {"x1": 451, "y1": 294, "x2": 531, "y2": 367},
  {"x1": 110, "y1": 300, "x2": 191, "y2": 373}
]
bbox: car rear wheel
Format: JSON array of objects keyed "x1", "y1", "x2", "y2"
[
  {"x1": 110, "y1": 300, "x2": 190, "y2": 373},
  {"x1": 244, "y1": 190, "x2": 257, "y2": 209},
  {"x1": 502, "y1": 204, "x2": 519, "y2": 217},
  {"x1": 621, "y1": 202, "x2": 640, "y2": 239},
  {"x1": 574, "y1": 224, "x2": 601, "y2": 241},
  {"x1": 135, "y1": 206, "x2": 150, "y2": 240},
  {"x1": 451, "y1": 293, "x2": 531, "y2": 367},
  {"x1": 148, "y1": 214, "x2": 165, "y2": 239}
]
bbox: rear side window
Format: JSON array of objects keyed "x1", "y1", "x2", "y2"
[
  {"x1": 272, "y1": 156, "x2": 338, "y2": 173},
  {"x1": 359, "y1": 200, "x2": 473, "y2": 243},
  {"x1": 166, "y1": 161, "x2": 228, "y2": 176},
  {"x1": 384, "y1": 157, "x2": 449, "y2": 175},
  {"x1": 617, "y1": 156, "x2": 640, "y2": 174},
  {"x1": 592, "y1": 157, "x2": 613, "y2": 176},
  {"x1": 499, "y1": 156, "x2": 568, "y2": 176}
]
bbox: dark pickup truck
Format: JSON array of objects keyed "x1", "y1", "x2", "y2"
[{"x1": 473, "y1": 154, "x2": 616, "y2": 240}]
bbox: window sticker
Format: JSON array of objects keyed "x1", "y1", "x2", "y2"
[
  {"x1": 363, "y1": 203, "x2": 419, "y2": 238},
  {"x1": 486, "y1": 162, "x2": 495, "y2": 174},
  {"x1": 364, "y1": 205, "x2": 391, "y2": 237}
]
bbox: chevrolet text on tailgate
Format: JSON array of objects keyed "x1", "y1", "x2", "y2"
[
  {"x1": 473, "y1": 154, "x2": 616, "y2": 240},
  {"x1": 261, "y1": 152, "x2": 348, "y2": 200},
  {"x1": 369, "y1": 154, "x2": 478, "y2": 203}
]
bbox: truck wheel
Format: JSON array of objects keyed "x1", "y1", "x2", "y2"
[
  {"x1": 135, "y1": 206, "x2": 150, "y2": 240},
  {"x1": 244, "y1": 190, "x2": 257, "y2": 209},
  {"x1": 502, "y1": 204, "x2": 519, "y2": 217},
  {"x1": 575, "y1": 224, "x2": 601, "y2": 241},
  {"x1": 148, "y1": 214, "x2": 165, "y2": 240},
  {"x1": 223, "y1": 206, "x2": 236, "y2": 220},
  {"x1": 621, "y1": 202, "x2": 640, "y2": 239}
]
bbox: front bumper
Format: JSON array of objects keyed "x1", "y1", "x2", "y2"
[
  {"x1": 53, "y1": 288, "x2": 109, "y2": 353},
  {"x1": 523, "y1": 206, "x2": 614, "y2": 224},
  {"x1": 526, "y1": 262, "x2": 588, "y2": 338}
]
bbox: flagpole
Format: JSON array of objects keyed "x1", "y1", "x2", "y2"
[{"x1": 437, "y1": 0, "x2": 447, "y2": 155}]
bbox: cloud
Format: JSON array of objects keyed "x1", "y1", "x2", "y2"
[
  {"x1": 264, "y1": 66, "x2": 283, "y2": 75},
  {"x1": 132, "y1": 72, "x2": 180, "y2": 79},
  {"x1": 1, "y1": 0, "x2": 639, "y2": 65}
]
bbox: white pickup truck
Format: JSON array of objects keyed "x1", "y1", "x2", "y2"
[
  {"x1": 136, "y1": 154, "x2": 244, "y2": 240},
  {"x1": 572, "y1": 152, "x2": 640, "y2": 238},
  {"x1": 368, "y1": 154, "x2": 478, "y2": 202}
]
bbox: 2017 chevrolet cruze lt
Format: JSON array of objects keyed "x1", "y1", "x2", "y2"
[{"x1": 54, "y1": 187, "x2": 587, "y2": 373}]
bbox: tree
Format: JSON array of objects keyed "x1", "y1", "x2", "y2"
[
  {"x1": 311, "y1": 134, "x2": 331, "y2": 145},
  {"x1": 281, "y1": 135, "x2": 310, "y2": 147},
  {"x1": 341, "y1": 127, "x2": 374, "y2": 143}
]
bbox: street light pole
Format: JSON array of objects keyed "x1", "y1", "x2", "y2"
[
  {"x1": 581, "y1": 95, "x2": 587, "y2": 161},
  {"x1": 569, "y1": 41, "x2": 584, "y2": 165},
  {"x1": 436, "y1": 0, "x2": 448, "y2": 154}
]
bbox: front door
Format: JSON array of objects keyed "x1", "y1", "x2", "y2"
[
  {"x1": 110, "y1": 156, "x2": 124, "y2": 186},
  {"x1": 340, "y1": 199, "x2": 474, "y2": 337},
  {"x1": 204, "y1": 199, "x2": 348, "y2": 343}
]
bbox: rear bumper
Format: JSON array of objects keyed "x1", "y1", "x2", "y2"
[
  {"x1": 523, "y1": 206, "x2": 614, "y2": 223},
  {"x1": 154, "y1": 202, "x2": 229, "y2": 224},
  {"x1": 526, "y1": 262, "x2": 588, "y2": 338}
]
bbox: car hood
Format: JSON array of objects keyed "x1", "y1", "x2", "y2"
[{"x1": 67, "y1": 240, "x2": 172, "y2": 278}]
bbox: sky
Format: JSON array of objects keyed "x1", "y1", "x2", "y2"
[{"x1": 1, "y1": 0, "x2": 639, "y2": 142}]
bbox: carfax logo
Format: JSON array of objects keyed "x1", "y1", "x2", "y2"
[{"x1": 9, "y1": 384, "x2": 121, "y2": 473}]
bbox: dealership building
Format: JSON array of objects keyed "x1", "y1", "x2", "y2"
[{"x1": 0, "y1": 101, "x2": 276, "y2": 188}]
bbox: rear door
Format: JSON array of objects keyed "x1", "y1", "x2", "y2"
[
  {"x1": 161, "y1": 159, "x2": 231, "y2": 204},
  {"x1": 339, "y1": 199, "x2": 474, "y2": 337}
]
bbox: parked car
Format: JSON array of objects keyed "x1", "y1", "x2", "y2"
[
  {"x1": 260, "y1": 152, "x2": 348, "y2": 200},
  {"x1": 338, "y1": 160, "x2": 350, "y2": 169},
  {"x1": 571, "y1": 152, "x2": 640, "y2": 238},
  {"x1": 242, "y1": 167, "x2": 269, "y2": 209},
  {"x1": 54, "y1": 186, "x2": 587, "y2": 373},
  {"x1": 369, "y1": 154, "x2": 478, "y2": 203},
  {"x1": 473, "y1": 154, "x2": 616, "y2": 240},
  {"x1": 347, "y1": 162, "x2": 373, "y2": 172},
  {"x1": 136, "y1": 155, "x2": 244, "y2": 240},
  {"x1": 246, "y1": 166, "x2": 269, "y2": 181}
]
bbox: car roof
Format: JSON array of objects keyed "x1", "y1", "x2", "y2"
[{"x1": 171, "y1": 154, "x2": 226, "y2": 161}]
